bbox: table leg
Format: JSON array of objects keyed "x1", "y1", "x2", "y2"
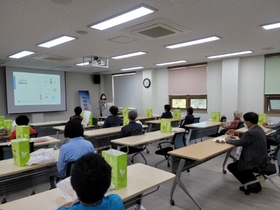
[
  {"x1": 56, "y1": 130, "x2": 59, "y2": 139},
  {"x1": 147, "y1": 124, "x2": 152, "y2": 132},
  {"x1": 170, "y1": 158, "x2": 202, "y2": 210},
  {"x1": 222, "y1": 149, "x2": 235, "y2": 174}
]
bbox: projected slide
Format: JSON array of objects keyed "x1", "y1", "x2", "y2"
[{"x1": 13, "y1": 72, "x2": 61, "y2": 106}]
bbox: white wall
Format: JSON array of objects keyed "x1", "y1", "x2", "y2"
[{"x1": 2, "y1": 54, "x2": 280, "y2": 123}]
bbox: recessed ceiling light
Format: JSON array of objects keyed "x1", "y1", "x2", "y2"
[
  {"x1": 207, "y1": 50, "x2": 253, "y2": 59},
  {"x1": 37, "y1": 35, "x2": 77, "y2": 48},
  {"x1": 165, "y1": 36, "x2": 221, "y2": 49},
  {"x1": 262, "y1": 22, "x2": 280, "y2": 30},
  {"x1": 155, "y1": 60, "x2": 187, "y2": 66},
  {"x1": 90, "y1": 5, "x2": 156, "y2": 30},
  {"x1": 111, "y1": 51, "x2": 146, "y2": 59},
  {"x1": 76, "y1": 62, "x2": 90, "y2": 66},
  {"x1": 8, "y1": 51, "x2": 35, "y2": 59},
  {"x1": 120, "y1": 66, "x2": 144, "y2": 71}
]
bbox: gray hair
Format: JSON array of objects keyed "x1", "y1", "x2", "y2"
[
  {"x1": 128, "y1": 110, "x2": 138, "y2": 121},
  {"x1": 234, "y1": 110, "x2": 243, "y2": 119}
]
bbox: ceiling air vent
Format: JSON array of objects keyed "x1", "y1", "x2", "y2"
[
  {"x1": 32, "y1": 54, "x2": 71, "y2": 62},
  {"x1": 123, "y1": 18, "x2": 191, "y2": 40}
]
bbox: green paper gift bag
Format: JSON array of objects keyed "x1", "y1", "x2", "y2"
[
  {"x1": 211, "y1": 112, "x2": 220, "y2": 122},
  {"x1": 102, "y1": 149, "x2": 127, "y2": 190},
  {"x1": 258, "y1": 114, "x2": 267, "y2": 126},
  {"x1": 81, "y1": 111, "x2": 93, "y2": 126},
  {"x1": 11, "y1": 138, "x2": 30, "y2": 167},
  {"x1": 16, "y1": 125, "x2": 30, "y2": 140},
  {"x1": 160, "y1": 118, "x2": 172, "y2": 133},
  {"x1": 4, "y1": 120, "x2": 13, "y2": 135},
  {"x1": 146, "y1": 108, "x2": 153, "y2": 117},
  {"x1": 123, "y1": 108, "x2": 129, "y2": 126},
  {"x1": 173, "y1": 109, "x2": 181, "y2": 119},
  {"x1": 0, "y1": 116, "x2": 4, "y2": 128}
]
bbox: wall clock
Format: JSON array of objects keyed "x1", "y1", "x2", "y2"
[{"x1": 143, "y1": 78, "x2": 151, "y2": 88}]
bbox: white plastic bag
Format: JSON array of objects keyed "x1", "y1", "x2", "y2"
[
  {"x1": 26, "y1": 148, "x2": 55, "y2": 165},
  {"x1": 81, "y1": 110, "x2": 91, "y2": 126},
  {"x1": 57, "y1": 177, "x2": 77, "y2": 203}
]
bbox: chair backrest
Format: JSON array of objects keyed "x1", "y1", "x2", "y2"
[
  {"x1": 192, "y1": 117, "x2": 200, "y2": 123},
  {"x1": 173, "y1": 132, "x2": 186, "y2": 149},
  {"x1": 30, "y1": 133, "x2": 38, "y2": 138},
  {"x1": 65, "y1": 160, "x2": 76, "y2": 177},
  {"x1": 236, "y1": 122, "x2": 244, "y2": 129}
]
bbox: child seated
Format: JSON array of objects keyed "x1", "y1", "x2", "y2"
[{"x1": 10, "y1": 115, "x2": 37, "y2": 140}]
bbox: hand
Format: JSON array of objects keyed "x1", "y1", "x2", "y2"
[{"x1": 262, "y1": 122, "x2": 268, "y2": 127}]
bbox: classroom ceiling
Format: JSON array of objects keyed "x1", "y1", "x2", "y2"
[{"x1": 1, "y1": 0, "x2": 280, "y2": 75}]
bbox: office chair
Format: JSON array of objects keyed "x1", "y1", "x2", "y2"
[
  {"x1": 241, "y1": 145, "x2": 280, "y2": 195},
  {"x1": 236, "y1": 122, "x2": 244, "y2": 129},
  {"x1": 154, "y1": 132, "x2": 186, "y2": 167},
  {"x1": 49, "y1": 160, "x2": 76, "y2": 189},
  {"x1": 192, "y1": 117, "x2": 200, "y2": 123}
]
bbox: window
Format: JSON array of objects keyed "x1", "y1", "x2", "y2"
[
  {"x1": 169, "y1": 95, "x2": 207, "y2": 111},
  {"x1": 264, "y1": 53, "x2": 280, "y2": 114},
  {"x1": 264, "y1": 94, "x2": 280, "y2": 114}
]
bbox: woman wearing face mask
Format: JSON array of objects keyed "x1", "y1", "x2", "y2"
[{"x1": 98, "y1": 93, "x2": 107, "y2": 116}]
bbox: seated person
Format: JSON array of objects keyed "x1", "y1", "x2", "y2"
[
  {"x1": 161, "y1": 104, "x2": 173, "y2": 118},
  {"x1": 69, "y1": 106, "x2": 83, "y2": 122},
  {"x1": 10, "y1": 115, "x2": 37, "y2": 140},
  {"x1": 57, "y1": 153, "x2": 124, "y2": 210},
  {"x1": 218, "y1": 110, "x2": 243, "y2": 135},
  {"x1": 181, "y1": 107, "x2": 195, "y2": 129},
  {"x1": 119, "y1": 110, "x2": 142, "y2": 137},
  {"x1": 102, "y1": 106, "x2": 122, "y2": 128},
  {"x1": 263, "y1": 121, "x2": 280, "y2": 150},
  {"x1": 225, "y1": 112, "x2": 268, "y2": 193},
  {"x1": 57, "y1": 120, "x2": 94, "y2": 177}
]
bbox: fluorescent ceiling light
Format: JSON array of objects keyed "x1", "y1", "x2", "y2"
[
  {"x1": 166, "y1": 36, "x2": 221, "y2": 49},
  {"x1": 37, "y1": 35, "x2": 76, "y2": 48},
  {"x1": 76, "y1": 62, "x2": 90, "y2": 66},
  {"x1": 9, "y1": 51, "x2": 35, "y2": 59},
  {"x1": 121, "y1": 66, "x2": 144, "y2": 71},
  {"x1": 113, "y1": 72, "x2": 136, "y2": 77},
  {"x1": 111, "y1": 51, "x2": 146, "y2": 59},
  {"x1": 207, "y1": 50, "x2": 253, "y2": 59},
  {"x1": 262, "y1": 22, "x2": 280, "y2": 30},
  {"x1": 90, "y1": 5, "x2": 156, "y2": 30},
  {"x1": 155, "y1": 60, "x2": 187, "y2": 66}
]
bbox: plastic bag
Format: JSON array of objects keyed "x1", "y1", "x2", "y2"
[
  {"x1": 26, "y1": 148, "x2": 55, "y2": 165},
  {"x1": 57, "y1": 177, "x2": 77, "y2": 203}
]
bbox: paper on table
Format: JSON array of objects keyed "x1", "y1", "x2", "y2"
[
  {"x1": 30, "y1": 136, "x2": 51, "y2": 142},
  {"x1": 172, "y1": 127, "x2": 185, "y2": 133}
]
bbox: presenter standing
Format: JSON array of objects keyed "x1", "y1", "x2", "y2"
[{"x1": 98, "y1": 93, "x2": 107, "y2": 116}]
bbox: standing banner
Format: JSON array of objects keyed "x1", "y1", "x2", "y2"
[{"x1": 78, "y1": 90, "x2": 92, "y2": 111}]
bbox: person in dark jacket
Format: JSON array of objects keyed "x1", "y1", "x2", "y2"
[
  {"x1": 226, "y1": 112, "x2": 268, "y2": 193},
  {"x1": 161, "y1": 104, "x2": 173, "y2": 118},
  {"x1": 181, "y1": 107, "x2": 195, "y2": 129},
  {"x1": 102, "y1": 106, "x2": 122, "y2": 128}
]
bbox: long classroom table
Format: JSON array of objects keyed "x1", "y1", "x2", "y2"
[
  {"x1": 0, "y1": 136, "x2": 60, "y2": 148},
  {"x1": 145, "y1": 118, "x2": 183, "y2": 132},
  {"x1": 168, "y1": 136, "x2": 235, "y2": 210},
  {"x1": 236, "y1": 125, "x2": 273, "y2": 134},
  {"x1": 0, "y1": 163, "x2": 175, "y2": 210},
  {"x1": 185, "y1": 121, "x2": 221, "y2": 145}
]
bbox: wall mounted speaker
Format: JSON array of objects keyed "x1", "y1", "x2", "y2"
[{"x1": 93, "y1": 75, "x2": 100, "y2": 84}]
